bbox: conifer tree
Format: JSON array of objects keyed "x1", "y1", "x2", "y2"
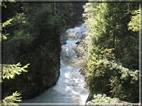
[{"x1": 83, "y1": 2, "x2": 139, "y2": 103}]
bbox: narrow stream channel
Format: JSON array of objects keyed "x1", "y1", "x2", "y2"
[{"x1": 20, "y1": 23, "x2": 89, "y2": 105}]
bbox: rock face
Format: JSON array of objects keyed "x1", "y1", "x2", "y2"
[
  {"x1": 2, "y1": 29, "x2": 61, "y2": 100},
  {"x1": 60, "y1": 32, "x2": 68, "y2": 45}
]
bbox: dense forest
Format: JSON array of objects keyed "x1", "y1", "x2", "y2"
[
  {"x1": 1, "y1": 1, "x2": 141, "y2": 105},
  {"x1": 83, "y1": 2, "x2": 140, "y2": 104}
]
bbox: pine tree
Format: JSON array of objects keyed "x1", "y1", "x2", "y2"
[
  {"x1": 83, "y1": 2, "x2": 139, "y2": 103},
  {"x1": 0, "y1": 63, "x2": 29, "y2": 106}
]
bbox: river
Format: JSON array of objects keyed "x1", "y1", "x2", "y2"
[{"x1": 19, "y1": 23, "x2": 89, "y2": 106}]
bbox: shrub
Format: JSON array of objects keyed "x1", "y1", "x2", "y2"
[
  {"x1": 86, "y1": 94, "x2": 132, "y2": 106},
  {"x1": 87, "y1": 48, "x2": 139, "y2": 102}
]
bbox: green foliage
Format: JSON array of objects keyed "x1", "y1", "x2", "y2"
[
  {"x1": 1, "y1": 3, "x2": 30, "y2": 105},
  {"x1": 1, "y1": 63, "x2": 29, "y2": 106},
  {"x1": 2, "y1": 18, "x2": 13, "y2": 28},
  {"x1": 1, "y1": 1, "x2": 86, "y2": 103},
  {"x1": 1, "y1": 91, "x2": 21, "y2": 106},
  {"x1": 2, "y1": 63, "x2": 29, "y2": 80},
  {"x1": 2, "y1": 3, "x2": 64, "y2": 99},
  {"x1": 84, "y1": 3, "x2": 139, "y2": 68},
  {"x1": 128, "y1": 9, "x2": 142, "y2": 32},
  {"x1": 84, "y1": 3, "x2": 139, "y2": 102},
  {"x1": 87, "y1": 94, "x2": 119, "y2": 105},
  {"x1": 2, "y1": 0, "x2": 15, "y2": 2},
  {"x1": 1, "y1": 18, "x2": 13, "y2": 40},
  {"x1": 0, "y1": 0, "x2": 15, "y2": 8},
  {"x1": 86, "y1": 94, "x2": 132, "y2": 106},
  {"x1": 87, "y1": 49, "x2": 139, "y2": 102}
]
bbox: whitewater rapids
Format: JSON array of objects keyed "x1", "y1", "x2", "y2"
[{"x1": 20, "y1": 23, "x2": 89, "y2": 105}]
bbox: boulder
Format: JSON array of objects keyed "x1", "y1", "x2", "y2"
[{"x1": 61, "y1": 44, "x2": 77, "y2": 61}]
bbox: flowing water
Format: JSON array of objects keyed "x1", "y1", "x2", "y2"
[{"x1": 20, "y1": 23, "x2": 89, "y2": 105}]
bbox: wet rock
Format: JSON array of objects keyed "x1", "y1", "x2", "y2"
[
  {"x1": 60, "y1": 32, "x2": 68, "y2": 45},
  {"x1": 61, "y1": 44, "x2": 77, "y2": 61},
  {"x1": 85, "y1": 94, "x2": 93, "y2": 104}
]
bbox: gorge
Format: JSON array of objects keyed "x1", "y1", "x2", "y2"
[{"x1": 20, "y1": 23, "x2": 89, "y2": 105}]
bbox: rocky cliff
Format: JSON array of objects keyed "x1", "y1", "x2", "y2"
[{"x1": 2, "y1": 29, "x2": 61, "y2": 100}]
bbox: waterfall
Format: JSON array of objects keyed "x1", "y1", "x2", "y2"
[{"x1": 20, "y1": 23, "x2": 89, "y2": 105}]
